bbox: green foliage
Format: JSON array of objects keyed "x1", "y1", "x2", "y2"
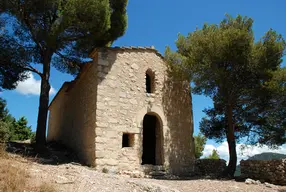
[
  {"x1": 0, "y1": 0, "x2": 128, "y2": 144},
  {"x1": 0, "y1": 21, "x2": 27, "y2": 91},
  {"x1": 0, "y1": 98, "x2": 32, "y2": 141},
  {"x1": 0, "y1": 38, "x2": 28, "y2": 91},
  {"x1": 253, "y1": 68, "x2": 286, "y2": 146},
  {"x1": 165, "y1": 14, "x2": 286, "y2": 176},
  {"x1": 0, "y1": 98, "x2": 8, "y2": 120},
  {"x1": 0, "y1": 0, "x2": 128, "y2": 75},
  {"x1": 194, "y1": 133, "x2": 207, "y2": 159},
  {"x1": 0, "y1": 121, "x2": 10, "y2": 142},
  {"x1": 207, "y1": 149, "x2": 220, "y2": 160},
  {"x1": 30, "y1": 132, "x2": 36, "y2": 144},
  {"x1": 0, "y1": 98, "x2": 12, "y2": 142},
  {"x1": 10, "y1": 117, "x2": 32, "y2": 141}
]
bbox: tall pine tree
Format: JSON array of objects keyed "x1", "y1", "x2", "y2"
[
  {"x1": 165, "y1": 14, "x2": 286, "y2": 176},
  {"x1": 0, "y1": 0, "x2": 128, "y2": 146}
]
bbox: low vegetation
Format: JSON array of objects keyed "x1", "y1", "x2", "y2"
[
  {"x1": 206, "y1": 149, "x2": 220, "y2": 160},
  {"x1": 0, "y1": 144, "x2": 56, "y2": 192},
  {"x1": 0, "y1": 97, "x2": 33, "y2": 142},
  {"x1": 38, "y1": 183, "x2": 56, "y2": 192},
  {"x1": 0, "y1": 144, "x2": 27, "y2": 192},
  {"x1": 0, "y1": 159, "x2": 27, "y2": 192},
  {"x1": 194, "y1": 133, "x2": 207, "y2": 159}
]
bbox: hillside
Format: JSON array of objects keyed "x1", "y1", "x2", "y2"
[
  {"x1": 2, "y1": 142, "x2": 286, "y2": 192},
  {"x1": 248, "y1": 152, "x2": 286, "y2": 160},
  {"x1": 2, "y1": 155, "x2": 285, "y2": 192}
]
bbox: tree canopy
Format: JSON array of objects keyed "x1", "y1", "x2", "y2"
[
  {"x1": 165, "y1": 14, "x2": 286, "y2": 177},
  {"x1": 0, "y1": 98, "x2": 32, "y2": 142},
  {"x1": 207, "y1": 149, "x2": 220, "y2": 160},
  {"x1": 194, "y1": 133, "x2": 207, "y2": 159},
  {"x1": 0, "y1": 26, "x2": 27, "y2": 92},
  {"x1": 0, "y1": 0, "x2": 128, "y2": 145},
  {"x1": 253, "y1": 67, "x2": 286, "y2": 146},
  {"x1": 10, "y1": 117, "x2": 32, "y2": 141}
]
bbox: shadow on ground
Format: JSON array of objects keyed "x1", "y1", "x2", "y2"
[
  {"x1": 152, "y1": 175, "x2": 234, "y2": 181},
  {"x1": 5, "y1": 141, "x2": 81, "y2": 165}
]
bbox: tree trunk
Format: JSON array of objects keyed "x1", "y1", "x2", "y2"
[
  {"x1": 35, "y1": 51, "x2": 52, "y2": 147},
  {"x1": 224, "y1": 104, "x2": 237, "y2": 177}
]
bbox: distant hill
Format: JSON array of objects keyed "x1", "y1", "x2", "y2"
[
  {"x1": 247, "y1": 152, "x2": 286, "y2": 160},
  {"x1": 235, "y1": 152, "x2": 286, "y2": 176}
]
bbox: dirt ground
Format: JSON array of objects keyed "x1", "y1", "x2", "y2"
[
  {"x1": 1, "y1": 142, "x2": 286, "y2": 192},
  {"x1": 2, "y1": 157, "x2": 285, "y2": 192}
]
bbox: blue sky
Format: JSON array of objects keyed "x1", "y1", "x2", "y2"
[{"x1": 1, "y1": 0, "x2": 286, "y2": 160}]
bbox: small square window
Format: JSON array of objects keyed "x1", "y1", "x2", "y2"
[{"x1": 122, "y1": 133, "x2": 134, "y2": 148}]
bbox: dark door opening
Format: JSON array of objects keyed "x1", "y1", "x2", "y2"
[{"x1": 142, "y1": 114, "x2": 163, "y2": 165}]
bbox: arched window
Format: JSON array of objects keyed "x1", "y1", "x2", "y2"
[{"x1": 146, "y1": 69, "x2": 155, "y2": 93}]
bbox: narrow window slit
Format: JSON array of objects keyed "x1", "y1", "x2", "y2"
[{"x1": 146, "y1": 69, "x2": 155, "y2": 93}]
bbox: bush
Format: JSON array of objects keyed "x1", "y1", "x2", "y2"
[
  {"x1": 194, "y1": 133, "x2": 207, "y2": 159},
  {"x1": 31, "y1": 132, "x2": 36, "y2": 143},
  {"x1": 0, "y1": 120, "x2": 10, "y2": 142},
  {"x1": 206, "y1": 149, "x2": 220, "y2": 160},
  {"x1": 10, "y1": 117, "x2": 32, "y2": 141}
]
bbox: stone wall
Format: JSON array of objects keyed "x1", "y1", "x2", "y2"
[
  {"x1": 94, "y1": 48, "x2": 195, "y2": 175},
  {"x1": 48, "y1": 82, "x2": 70, "y2": 142},
  {"x1": 48, "y1": 62, "x2": 98, "y2": 166},
  {"x1": 240, "y1": 159, "x2": 286, "y2": 185},
  {"x1": 194, "y1": 159, "x2": 226, "y2": 177},
  {"x1": 48, "y1": 47, "x2": 195, "y2": 175}
]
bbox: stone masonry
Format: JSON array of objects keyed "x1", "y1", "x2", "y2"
[
  {"x1": 48, "y1": 47, "x2": 195, "y2": 176},
  {"x1": 241, "y1": 159, "x2": 286, "y2": 185},
  {"x1": 194, "y1": 159, "x2": 226, "y2": 177}
]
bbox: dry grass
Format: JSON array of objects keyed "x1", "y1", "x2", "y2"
[
  {"x1": 0, "y1": 144, "x2": 57, "y2": 192},
  {"x1": 38, "y1": 183, "x2": 57, "y2": 192},
  {"x1": 0, "y1": 143, "x2": 8, "y2": 159},
  {"x1": 0, "y1": 159, "x2": 28, "y2": 192}
]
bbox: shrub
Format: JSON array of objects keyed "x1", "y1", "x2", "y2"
[
  {"x1": 206, "y1": 149, "x2": 220, "y2": 160},
  {"x1": 0, "y1": 120, "x2": 10, "y2": 142},
  {"x1": 31, "y1": 132, "x2": 36, "y2": 143},
  {"x1": 10, "y1": 117, "x2": 32, "y2": 141}
]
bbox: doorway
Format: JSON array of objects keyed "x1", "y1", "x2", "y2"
[{"x1": 142, "y1": 114, "x2": 163, "y2": 165}]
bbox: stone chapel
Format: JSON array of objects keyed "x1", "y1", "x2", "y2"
[{"x1": 47, "y1": 46, "x2": 195, "y2": 175}]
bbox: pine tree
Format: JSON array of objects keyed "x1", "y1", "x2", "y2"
[
  {"x1": 0, "y1": 0, "x2": 128, "y2": 146},
  {"x1": 10, "y1": 117, "x2": 32, "y2": 141},
  {"x1": 194, "y1": 133, "x2": 207, "y2": 159},
  {"x1": 207, "y1": 149, "x2": 220, "y2": 160},
  {"x1": 165, "y1": 14, "x2": 286, "y2": 176}
]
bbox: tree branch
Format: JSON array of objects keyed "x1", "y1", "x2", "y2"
[
  {"x1": 19, "y1": 4, "x2": 44, "y2": 56},
  {"x1": 55, "y1": 51, "x2": 81, "y2": 73},
  {"x1": 55, "y1": 51, "x2": 79, "y2": 65},
  {"x1": 22, "y1": 65, "x2": 43, "y2": 77},
  {"x1": 60, "y1": 34, "x2": 85, "y2": 42}
]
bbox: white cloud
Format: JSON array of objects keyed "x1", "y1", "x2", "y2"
[
  {"x1": 203, "y1": 141, "x2": 286, "y2": 164},
  {"x1": 16, "y1": 72, "x2": 56, "y2": 96}
]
